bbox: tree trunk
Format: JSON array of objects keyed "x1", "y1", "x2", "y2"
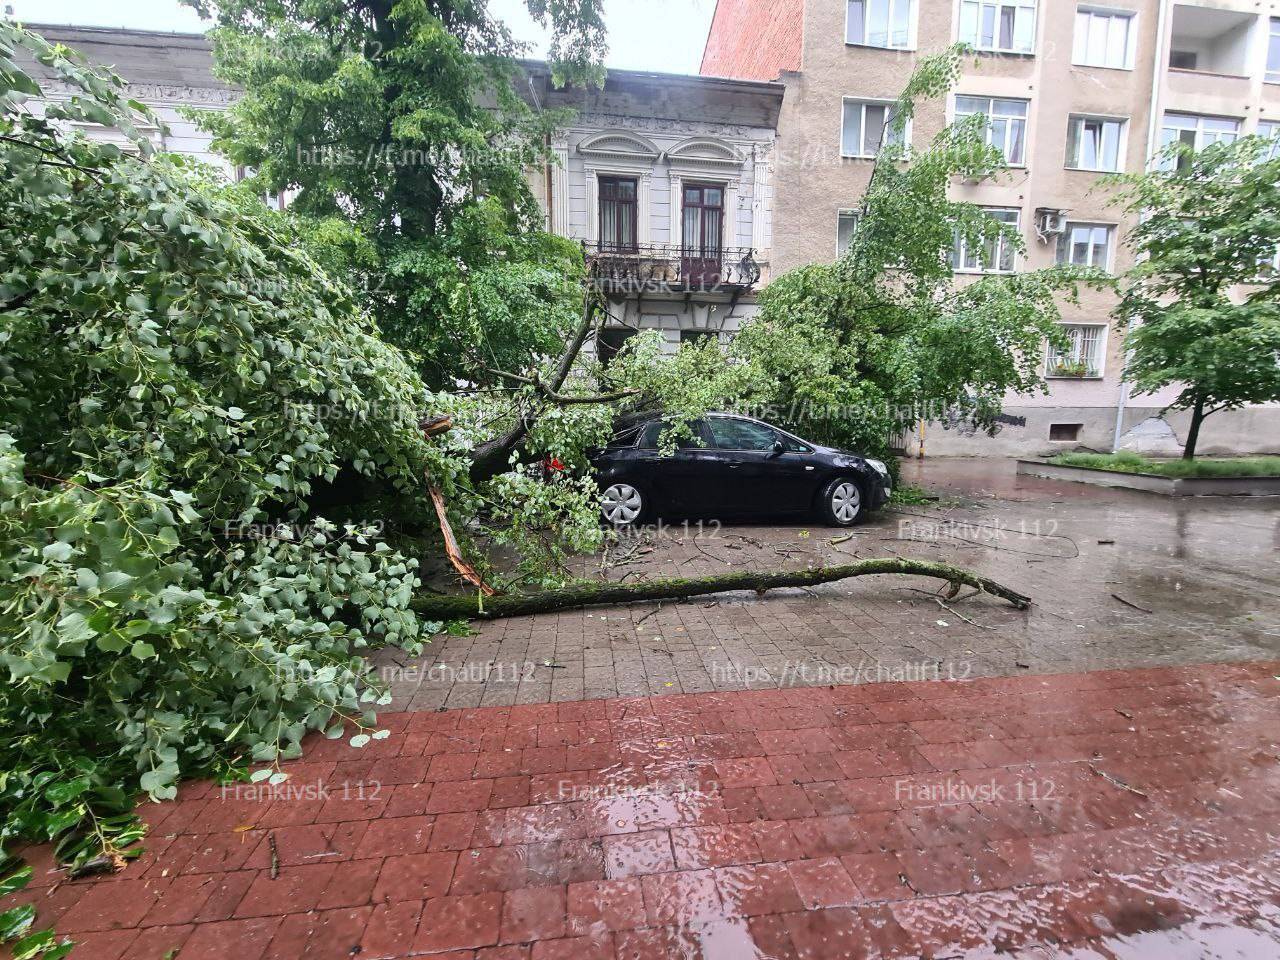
[
  {"x1": 468, "y1": 290, "x2": 599, "y2": 484},
  {"x1": 1183, "y1": 396, "x2": 1205, "y2": 461},
  {"x1": 411, "y1": 558, "x2": 1032, "y2": 620}
]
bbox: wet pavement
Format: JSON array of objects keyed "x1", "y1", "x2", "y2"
[
  {"x1": 377, "y1": 457, "x2": 1280, "y2": 710},
  {"x1": 8, "y1": 457, "x2": 1280, "y2": 958},
  {"x1": 11, "y1": 660, "x2": 1280, "y2": 958}
]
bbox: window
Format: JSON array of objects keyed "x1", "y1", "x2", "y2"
[
  {"x1": 955, "y1": 96, "x2": 1028, "y2": 165},
  {"x1": 598, "y1": 176, "x2": 638, "y2": 252},
  {"x1": 841, "y1": 99, "x2": 906, "y2": 157},
  {"x1": 706, "y1": 417, "x2": 779, "y2": 451},
  {"x1": 1159, "y1": 113, "x2": 1240, "y2": 170},
  {"x1": 1056, "y1": 223, "x2": 1114, "y2": 270},
  {"x1": 952, "y1": 207, "x2": 1020, "y2": 273},
  {"x1": 1168, "y1": 50, "x2": 1197, "y2": 71},
  {"x1": 1049, "y1": 423, "x2": 1083, "y2": 441},
  {"x1": 1073, "y1": 8, "x2": 1135, "y2": 69},
  {"x1": 846, "y1": 0, "x2": 914, "y2": 49},
  {"x1": 1259, "y1": 121, "x2": 1280, "y2": 161},
  {"x1": 596, "y1": 327, "x2": 636, "y2": 367},
  {"x1": 1046, "y1": 325, "x2": 1105, "y2": 378},
  {"x1": 1269, "y1": 18, "x2": 1280, "y2": 84},
  {"x1": 959, "y1": 1, "x2": 1036, "y2": 54},
  {"x1": 680, "y1": 329, "x2": 718, "y2": 347},
  {"x1": 837, "y1": 210, "x2": 860, "y2": 257},
  {"x1": 637, "y1": 420, "x2": 704, "y2": 449},
  {"x1": 1065, "y1": 115, "x2": 1125, "y2": 171}
]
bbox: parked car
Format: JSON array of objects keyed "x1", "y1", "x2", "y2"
[{"x1": 589, "y1": 413, "x2": 892, "y2": 527}]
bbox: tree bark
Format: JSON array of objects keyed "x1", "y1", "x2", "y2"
[
  {"x1": 411, "y1": 558, "x2": 1032, "y2": 620},
  {"x1": 1183, "y1": 395, "x2": 1205, "y2": 461}
]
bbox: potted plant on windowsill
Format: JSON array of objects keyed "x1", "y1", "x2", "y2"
[{"x1": 1049, "y1": 359, "x2": 1093, "y2": 378}]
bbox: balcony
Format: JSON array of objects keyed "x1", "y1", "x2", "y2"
[
  {"x1": 587, "y1": 244, "x2": 762, "y2": 297},
  {"x1": 1168, "y1": 5, "x2": 1256, "y2": 79}
]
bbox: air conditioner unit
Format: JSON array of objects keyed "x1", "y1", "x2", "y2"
[{"x1": 1034, "y1": 208, "x2": 1069, "y2": 243}]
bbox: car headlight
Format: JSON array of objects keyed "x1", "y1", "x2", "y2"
[{"x1": 866, "y1": 458, "x2": 889, "y2": 477}]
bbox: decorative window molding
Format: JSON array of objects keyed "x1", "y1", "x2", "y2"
[
  {"x1": 577, "y1": 131, "x2": 661, "y2": 165},
  {"x1": 664, "y1": 136, "x2": 746, "y2": 173}
]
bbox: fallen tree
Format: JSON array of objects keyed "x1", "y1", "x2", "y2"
[{"x1": 411, "y1": 557, "x2": 1032, "y2": 620}]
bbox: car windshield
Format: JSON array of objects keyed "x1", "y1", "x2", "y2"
[{"x1": 707, "y1": 418, "x2": 778, "y2": 451}]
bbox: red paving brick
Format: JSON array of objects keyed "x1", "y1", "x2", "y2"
[{"x1": 7, "y1": 660, "x2": 1280, "y2": 958}]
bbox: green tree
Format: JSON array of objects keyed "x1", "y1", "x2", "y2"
[
  {"x1": 700, "y1": 48, "x2": 1102, "y2": 459},
  {"x1": 185, "y1": 0, "x2": 606, "y2": 387},
  {"x1": 1108, "y1": 138, "x2": 1280, "y2": 459}
]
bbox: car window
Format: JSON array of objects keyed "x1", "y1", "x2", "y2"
[
  {"x1": 637, "y1": 420, "x2": 704, "y2": 449},
  {"x1": 780, "y1": 434, "x2": 810, "y2": 453},
  {"x1": 707, "y1": 418, "x2": 777, "y2": 451}
]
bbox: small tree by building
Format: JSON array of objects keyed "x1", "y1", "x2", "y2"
[{"x1": 1109, "y1": 137, "x2": 1280, "y2": 459}]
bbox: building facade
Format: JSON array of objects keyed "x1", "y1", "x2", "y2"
[
  {"x1": 703, "y1": 0, "x2": 1280, "y2": 457},
  {"x1": 21, "y1": 24, "x2": 782, "y2": 361},
  {"x1": 524, "y1": 64, "x2": 783, "y2": 356}
]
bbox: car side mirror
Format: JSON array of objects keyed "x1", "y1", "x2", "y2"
[{"x1": 770, "y1": 439, "x2": 785, "y2": 456}]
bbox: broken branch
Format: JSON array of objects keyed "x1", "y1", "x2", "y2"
[{"x1": 411, "y1": 557, "x2": 1031, "y2": 620}]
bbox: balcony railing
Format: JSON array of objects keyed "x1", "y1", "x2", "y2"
[{"x1": 587, "y1": 243, "x2": 762, "y2": 295}]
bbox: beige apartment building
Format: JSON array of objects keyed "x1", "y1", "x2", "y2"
[{"x1": 703, "y1": 0, "x2": 1280, "y2": 456}]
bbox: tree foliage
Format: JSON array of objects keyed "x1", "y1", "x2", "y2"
[
  {"x1": 187, "y1": 0, "x2": 605, "y2": 386},
  {"x1": 0, "y1": 22, "x2": 452, "y2": 872},
  {"x1": 1107, "y1": 137, "x2": 1280, "y2": 458}
]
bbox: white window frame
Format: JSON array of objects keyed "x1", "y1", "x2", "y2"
[
  {"x1": 837, "y1": 209, "x2": 861, "y2": 257},
  {"x1": 841, "y1": 97, "x2": 909, "y2": 158},
  {"x1": 1258, "y1": 121, "x2": 1280, "y2": 161},
  {"x1": 953, "y1": 207, "x2": 1021, "y2": 274},
  {"x1": 1056, "y1": 222, "x2": 1115, "y2": 271},
  {"x1": 954, "y1": 95, "x2": 1029, "y2": 166},
  {"x1": 1046, "y1": 323, "x2": 1107, "y2": 379},
  {"x1": 1072, "y1": 7, "x2": 1137, "y2": 70},
  {"x1": 1064, "y1": 114, "x2": 1127, "y2": 172},
  {"x1": 1158, "y1": 112, "x2": 1241, "y2": 169},
  {"x1": 1268, "y1": 18, "x2": 1280, "y2": 85},
  {"x1": 958, "y1": 0, "x2": 1038, "y2": 55},
  {"x1": 846, "y1": 0, "x2": 917, "y2": 50}
]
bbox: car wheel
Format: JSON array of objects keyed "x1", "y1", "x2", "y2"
[
  {"x1": 600, "y1": 481, "x2": 646, "y2": 527},
  {"x1": 819, "y1": 476, "x2": 865, "y2": 526}
]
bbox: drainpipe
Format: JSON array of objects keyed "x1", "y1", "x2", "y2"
[{"x1": 1113, "y1": 0, "x2": 1171, "y2": 452}]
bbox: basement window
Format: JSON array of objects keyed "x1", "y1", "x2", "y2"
[{"x1": 1049, "y1": 423, "x2": 1082, "y2": 442}]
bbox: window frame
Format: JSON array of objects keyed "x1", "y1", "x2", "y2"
[
  {"x1": 1158, "y1": 112, "x2": 1241, "y2": 169},
  {"x1": 952, "y1": 207, "x2": 1021, "y2": 275},
  {"x1": 837, "y1": 209, "x2": 861, "y2": 257},
  {"x1": 845, "y1": 0, "x2": 917, "y2": 50},
  {"x1": 840, "y1": 97, "x2": 909, "y2": 159},
  {"x1": 1064, "y1": 114, "x2": 1127, "y2": 172},
  {"x1": 1056, "y1": 222, "x2": 1116, "y2": 272},
  {"x1": 1072, "y1": 6, "x2": 1137, "y2": 71},
  {"x1": 958, "y1": 0, "x2": 1038, "y2": 55},
  {"x1": 1045, "y1": 323, "x2": 1108, "y2": 379},
  {"x1": 1268, "y1": 18, "x2": 1280, "y2": 85},
  {"x1": 954, "y1": 95, "x2": 1029, "y2": 166},
  {"x1": 1258, "y1": 121, "x2": 1280, "y2": 161},
  {"x1": 597, "y1": 174, "x2": 639, "y2": 253}
]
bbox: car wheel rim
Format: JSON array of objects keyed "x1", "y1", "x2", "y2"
[
  {"x1": 602, "y1": 483, "x2": 642, "y2": 524},
  {"x1": 831, "y1": 482, "x2": 861, "y2": 523}
]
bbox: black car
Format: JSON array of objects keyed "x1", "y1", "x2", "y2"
[{"x1": 589, "y1": 413, "x2": 891, "y2": 527}]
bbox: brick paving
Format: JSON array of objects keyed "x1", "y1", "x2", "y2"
[
  {"x1": 379, "y1": 458, "x2": 1280, "y2": 710},
  {"x1": 11, "y1": 659, "x2": 1280, "y2": 958}
]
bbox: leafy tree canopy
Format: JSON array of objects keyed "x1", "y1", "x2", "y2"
[
  {"x1": 186, "y1": 0, "x2": 606, "y2": 386},
  {"x1": 1107, "y1": 137, "x2": 1280, "y2": 458}
]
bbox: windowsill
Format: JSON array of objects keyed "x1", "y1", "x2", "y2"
[
  {"x1": 1047, "y1": 374, "x2": 1104, "y2": 380},
  {"x1": 969, "y1": 47, "x2": 1036, "y2": 58},
  {"x1": 1064, "y1": 165, "x2": 1122, "y2": 174},
  {"x1": 953, "y1": 268, "x2": 1017, "y2": 275},
  {"x1": 840, "y1": 153, "x2": 880, "y2": 161},
  {"x1": 1071, "y1": 61, "x2": 1134, "y2": 72},
  {"x1": 844, "y1": 41, "x2": 916, "y2": 52}
]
